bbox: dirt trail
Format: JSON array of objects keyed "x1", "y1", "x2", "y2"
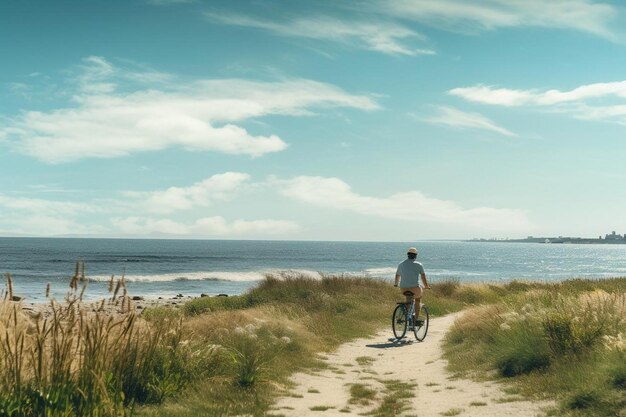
[{"x1": 273, "y1": 313, "x2": 554, "y2": 417}]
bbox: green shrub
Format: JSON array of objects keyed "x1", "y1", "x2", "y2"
[
  {"x1": 503, "y1": 280, "x2": 533, "y2": 293},
  {"x1": 492, "y1": 321, "x2": 551, "y2": 377},
  {"x1": 542, "y1": 293, "x2": 617, "y2": 357},
  {"x1": 217, "y1": 320, "x2": 303, "y2": 388},
  {"x1": 454, "y1": 287, "x2": 484, "y2": 304},
  {"x1": 542, "y1": 312, "x2": 577, "y2": 356},
  {"x1": 432, "y1": 278, "x2": 460, "y2": 298},
  {"x1": 608, "y1": 352, "x2": 626, "y2": 390},
  {"x1": 183, "y1": 295, "x2": 251, "y2": 316},
  {"x1": 565, "y1": 388, "x2": 604, "y2": 410}
]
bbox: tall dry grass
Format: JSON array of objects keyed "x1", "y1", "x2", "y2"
[
  {"x1": 444, "y1": 278, "x2": 626, "y2": 416},
  {"x1": 0, "y1": 270, "x2": 212, "y2": 417},
  {"x1": 2, "y1": 269, "x2": 530, "y2": 417}
]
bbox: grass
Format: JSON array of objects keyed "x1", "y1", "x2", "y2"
[
  {"x1": 348, "y1": 383, "x2": 377, "y2": 405},
  {"x1": 440, "y1": 408, "x2": 464, "y2": 416},
  {"x1": 309, "y1": 405, "x2": 334, "y2": 411},
  {"x1": 141, "y1": 275, "x2": 479, "y2": 417},
  {"x1": 5, "y1": 269, "x2": 624, "y2": 417},
  {"x1": 365, "y1": 380, "x2": 416, "y2": 417},
  {"x1": 443, "y1": 277, "x2": 626, "y2": 417},
  {"x1": 356, "y1": 356, "x2": 375, "y2": 366},
  {"x1": 0, "y1": 271, "x2": 207, "y2": 417}
]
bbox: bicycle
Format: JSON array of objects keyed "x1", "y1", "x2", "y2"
[{"x1": 392, "y1": 290, "x2": 429, "y2": 341}]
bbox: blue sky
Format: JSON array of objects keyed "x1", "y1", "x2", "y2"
[{"x1": 2, "y1": 0, "x2": 626, "y2": 240}]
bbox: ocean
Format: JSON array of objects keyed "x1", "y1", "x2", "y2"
[{"x1": 1, "y1": 237, "x2": 626, "y2": 302}]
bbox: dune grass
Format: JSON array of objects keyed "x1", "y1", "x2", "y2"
[
  {"x1": 443, "y1": 277, "x2": 626, "y2": 416},
  {"x1": 139, "y1": 275, "x2": 405, "y2": 416},
  {"x1": 139, "y1": 275, "x2": 519, "y2": 416},
  {"x1": 4, "y1": 269, "x2": 624, "y2": 417},
  {"x1": 0, "y1": 273, "x2": 211, "y2": 417}
]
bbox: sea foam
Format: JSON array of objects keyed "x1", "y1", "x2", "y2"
[{"x1": 89, "y1": 269, "x2": 325, "y2": 283}]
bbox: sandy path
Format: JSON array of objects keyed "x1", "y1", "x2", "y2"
[{"x1": 273, "y1": 313, "x2": 554, "y2": 417}]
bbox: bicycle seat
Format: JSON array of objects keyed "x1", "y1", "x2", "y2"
[{"x1": 402, "y1": 291, "x2": 415, "y2": 296}]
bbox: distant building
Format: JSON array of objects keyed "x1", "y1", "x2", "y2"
[{"x1": 605, "y1": 231, "x2": 624, "y2": 240}]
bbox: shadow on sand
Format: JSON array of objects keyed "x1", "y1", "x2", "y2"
[{"x1": 366, "y1": 338, "x2": 415, "y2": 349}]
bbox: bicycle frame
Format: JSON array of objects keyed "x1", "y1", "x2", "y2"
[
  {"x1": 392, "y1": 294, "x2": 429, "y2": 341},
  {"x1": 407, "y1": 299, "x2": 416, "y2": 324}
]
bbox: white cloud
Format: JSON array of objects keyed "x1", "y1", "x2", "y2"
[
  {"x1": 204, "y1": 0, "x2": 619, "y2": 60},
  {"x1": 448, "y1": 85, "x2": 536, "y2": 106},
  {"x1": 384, "y1": 0, "x2": 618, "y2": 40},
  {"x1": 123, "y1": 172, "x2": 250, "y2": 214},
  {"x1": 1, "y1": 57, "x2": 378, "y2": 163},
  {"x1": 79, "y1": 56, "x2": 117, "y2": 94},
  {"x1": 112, "y1": 216, "x2": 300, "y2": 236},
  {"x1": 205, "y1": 12, "x2": 435, "y2": 56},
  {"x1": 0, "y1": 173, "x2": 302, "y2": 237},
  {"x1": 449, "y1": 81, "x2": 626, "y2": 106},
  {"x1": 449, "y1": 80, "x2": 626, "y2": 124},
  {"x1": 277, "y1": 176, "x2": 531, "y2": 232},
  {"x1": 0, "y1": 214, "x2": 105, "y2": 237},
  {"x1": 536, "y1": 80, "x2": 626, "y2": 105},
  {"x1": 0, "y1": 195, "x2": 99, "y2": 215},
  {"x1": 0, "y1": 194, "x2": 105, "y2": 236},
  {"x1": 423, "y1": 106, "x2": 515, "y2": 136}
]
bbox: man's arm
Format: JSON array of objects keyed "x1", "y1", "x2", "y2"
[
  {"x1": 421, "y1": 272, "x2": 431, "y2": 289},
  {"x1": 394, "y1": 274, "x2": 400, "y2": 287}
]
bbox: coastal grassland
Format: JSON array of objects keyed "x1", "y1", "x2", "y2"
[
  {"x1": 0, "y1": 274, "x2": 209, "y2": 417},
  {"x1": 138, "y1": 274, "x2": 496, "y2": 417},
  {"x1": 2, "y1": 272, "x2": 600, "y2": 417},
  {"x1": 2, "y1": 273, "x2": 456, "y2": 417},
  {"x1": 139, "y1": 275, "x2": 402, "y2": 416},
  {"x1": 443, "y1": 278, "x2": 626, "y2": 416}
]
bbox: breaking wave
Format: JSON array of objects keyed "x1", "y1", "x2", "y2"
[{"x1": 89, "y1": 269, "x2": 325, "y2": 283}]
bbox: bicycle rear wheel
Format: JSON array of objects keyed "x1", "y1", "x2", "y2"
[
  {"x1": 392, "y1": 304, "x2": 408, "y2": 339},
  {"x1": 413, "y1": 305, "x2": 429, "y2": 341}
]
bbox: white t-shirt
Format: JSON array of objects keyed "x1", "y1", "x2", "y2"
[{"x1": 396, "y1": 258, "x2": 425, "y2": 288}]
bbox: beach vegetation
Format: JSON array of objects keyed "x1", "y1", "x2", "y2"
[
  {"x1": 0, "y1": 273, "x2": 214, "y2": 417},
  {"x1": 4, "y1": 268, "x2": 624, "y2": 417},
  {"x1": 348, "y1": 383, "x2": 377, "y2": 405},
  {"x1": 443, "y1": 277, "x2": 626, "y2": 416},
  {"x1": 365, "y1": 379, "x2": 416, "y2": 417},
  {"x1": 440, "y1": 408, "x2": 464, "y2": 416}
]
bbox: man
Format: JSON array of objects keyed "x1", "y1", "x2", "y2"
[{"x1": 394, "y1": 247, "x2": 430, "y2": 324}]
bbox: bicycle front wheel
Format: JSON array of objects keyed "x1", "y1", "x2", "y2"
[
  {"x1": 413, "y1": 305, "x2": 429, "y2": 341},
  {"x1": 392, "y1": 304, "x2": 408, "y2": 339}
]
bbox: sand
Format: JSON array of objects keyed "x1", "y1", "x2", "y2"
[
  {"x1": 273, "y1": 313, "x2": 555, "y2": 417},
  {"x1": 16, "y1": 293, "x2": 196, "y2": 319}
]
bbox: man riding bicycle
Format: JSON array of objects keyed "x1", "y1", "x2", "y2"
[{"x1": 394, "y1": 247, "x2": 431, "y2": 324}]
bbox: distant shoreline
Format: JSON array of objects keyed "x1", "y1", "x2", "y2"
[{"x1": 468, "y1": 237, "x2": 626, "y2": 244}]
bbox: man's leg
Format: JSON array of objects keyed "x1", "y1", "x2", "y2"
[
  {"x1": 403, "y1": 290, "x2": 414, "y2": 313},
  {"x1": 413, "y1": 287, "x2": 423, "y2": 320}
]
